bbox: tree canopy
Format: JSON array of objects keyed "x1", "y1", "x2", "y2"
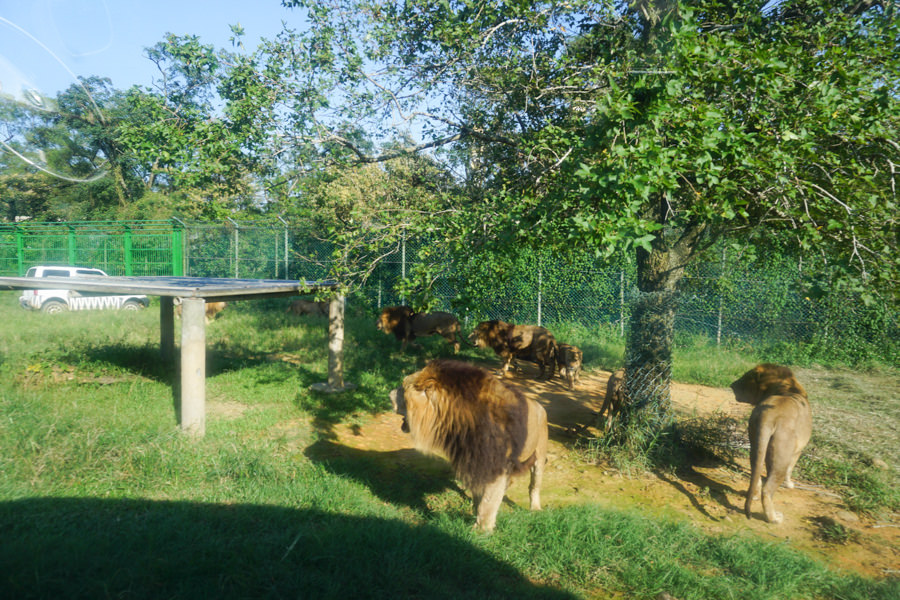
[
  {"x1": 1, "y1": 1, "x2": 896, "y2": 427},
  {"x1": 261, "y1": 0, "x2": 897, "y2": 427}
]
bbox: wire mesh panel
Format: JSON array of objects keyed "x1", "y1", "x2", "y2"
[
  {"x1": 0, "y1": 221, "x2": 180, "y2": 277},
  {"x1": 1, "y1": 219, "x2": 894, "y2": 362},
  {"x1": 185, "y1": 224, "x2": 233, "y2": 278},
  {"x1": 22, "y1": 232, "x2": 68, "y2": 267}
]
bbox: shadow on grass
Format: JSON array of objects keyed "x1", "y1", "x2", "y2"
[
  {"x1": 651, "y1": 466, "x2": 745, "y2": 522},
  {"x1": 305, "y1": 439, "x2": 467, "y2": 515},
  {"x1": 0, "y1": 497, "x2": 575, "y2": 600}
]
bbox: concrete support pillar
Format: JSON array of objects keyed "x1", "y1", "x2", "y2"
[
  {"x1": 327, "y1": 295, "x2": 345, "y2": 389},
  {"x1": 311, "y1": 295, "x2": 355, "y2": 393},
  {"x1": 160, "y1": 296, "x2": 175, "y2": 364},
  {"x1": 180, "y1": 297, "x2": 206, "y2": 435}
]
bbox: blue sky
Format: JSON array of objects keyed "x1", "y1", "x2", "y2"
[{"x1": 0, "y1": 0, "x2": 301, "y2": 99}]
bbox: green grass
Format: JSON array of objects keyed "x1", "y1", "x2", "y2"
[
  {"x1": 0, "y1": 292, "x2": 897, "y2": 599},
  {"x1": 790, "y1": 367, "x2": 900, "y2": 517}
]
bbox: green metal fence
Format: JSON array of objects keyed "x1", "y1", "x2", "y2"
[
  {"x1": 0, "y1": 220, "x2": 183, "y2": 277},
  {"x1": 1, "y1": 219, "x2": 895, "y2": 361}
]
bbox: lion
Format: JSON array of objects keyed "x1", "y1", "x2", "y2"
[
  {"x1": 174, "y1": 299, "x2": 227, "y2": 324},
  {"x1": 389, "y1": 359, "x2": 548, "y2": 532},
  {"x1": 468, "y1": 320, "x2": 557, "y2": 379},
  {"x1": 287, "y1": 298, "x2": 329, "y2": 317},
  {"x1": 376, "y1": 305, "x2": 461, "y2": 353},
  {"x1": 598, "y1": 368, "x2": 626, "y2": 430},
  {"x1": 556, "y1": 343, "x2": 583, "y2": 390},
  {"x1": 731, "y1": 363, "x2": 812, "y2": 524}
]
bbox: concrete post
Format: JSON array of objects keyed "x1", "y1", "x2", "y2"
[
  {"x1": 310, "y1": 295, "x2": 355, "y2": 393},
  {"x1": 328, "y1": 295, "x2": 345, "y2": 389},
  {"x1": 180, "y1": 297, "x2": 206, "y2": 435}
]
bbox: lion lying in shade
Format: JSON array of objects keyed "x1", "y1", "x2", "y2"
[
  {"x1": 174, "y1": 298, "x2": 227, "y2": 324},
  {"x1": 287, "y1": 298, "x2": 328, "y2": 317},
  {"x1": 390, "y1": 359, "x2": 548, "y2": 532}
]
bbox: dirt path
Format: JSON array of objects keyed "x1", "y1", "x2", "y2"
[{"x1": 325, "y1": 367, "x2": 899, "y2": 579}]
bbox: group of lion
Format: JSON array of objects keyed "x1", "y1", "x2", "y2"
[
  {"x1": 377, "y1": 306, "x2": 812, "y2": 532},
  {"x1": 376, "y1": 306, "x2": 584, "y2": 390}
]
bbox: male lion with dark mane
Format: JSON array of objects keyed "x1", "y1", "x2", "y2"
[
  {"x1": 731, "y1": 363, "x2": 812, "y2": 524},
  {"x1": 376, "y1": 305, "x2": 461, "y2": 352},
  {"x1": 389, "y1": 359, "x2": 548, "y2": 532},
  {"x1": 468, "y1": 319, "x2": 557, "y2": 379}
]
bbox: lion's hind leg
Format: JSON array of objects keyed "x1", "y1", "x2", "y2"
[
  {"x1": 784, "y1": 446, "x2": 804, "y2": 489},
  {"x1": 783, "y1": 429, "x2": 810, "y2": 490},
  {"x1": 759, "y1": 429, "x2": 797, "y2": 524}
]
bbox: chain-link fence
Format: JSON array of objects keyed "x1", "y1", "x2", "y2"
[{"x1": 2, "y1": 219, "x2": 896, "y2": 360}]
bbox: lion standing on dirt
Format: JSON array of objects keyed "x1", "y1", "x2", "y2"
[
  {"x1": 598, "y1": 368, "x2": 627, "y2": 430},
  {"x1": 556, "y1": 343, "x2": 583, "y2": 390},
  {"x1": 731, "y1": 363, "x2": 812, "y2": 524},
  {"x1": 389, "y1": 359, "x2": 548, "y2": 532},
  {"x1": 468, "y1": 319, "x2": 557, "y2": 379},
  {"x1": 376, "y1": 305, "x2": 461, "y2": 353}
]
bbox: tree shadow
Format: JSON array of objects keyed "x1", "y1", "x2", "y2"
[
  {"x1": 489, "y1": 364, "x2": 604, "y2": 448},
  {"x1": 0, "y1": 497, "x2": 576, "y2": 600},
  {"x1": 651, "y1": 462, "x2": 746, "y2": 521}
]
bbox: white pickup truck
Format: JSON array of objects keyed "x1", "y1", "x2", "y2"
[{"x1": 18, "y1": 265, "x2": 149, "y2": 313}]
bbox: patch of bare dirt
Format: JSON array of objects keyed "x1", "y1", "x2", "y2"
[{"x1": 322, "y1": 364, "x2": 898, "y2": 580}]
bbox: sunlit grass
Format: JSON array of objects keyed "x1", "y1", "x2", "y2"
[{"x1": 0, "y1": 292, "x2": 897, "y2": 599}]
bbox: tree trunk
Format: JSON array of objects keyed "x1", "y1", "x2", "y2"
[
  {"x1": 113, "y1": 163, "x2": 129, "y2": 207},
  {"x1": 622, "y1": 205, "x2": 706, "y2": 433},
  {"x1": 622, "y1": 248, "x2": 680, "y2": 429}
]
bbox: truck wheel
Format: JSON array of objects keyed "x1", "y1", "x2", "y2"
[
  {"x1": 41, "y1": 300, "x2": 68, "y2": 314},
  {"x1": 122, "y1": 300, "x2": 145, "y2": 311}
]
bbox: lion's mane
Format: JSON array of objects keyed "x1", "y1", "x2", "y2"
[
  {"x1": 406, "y1": 360, "x2": 534, "y2": 487},
  {"x1": 378, "y1": 305, "x2": 415, "y2": 340}
]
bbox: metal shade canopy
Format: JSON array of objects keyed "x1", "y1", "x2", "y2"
[{"x1": 0, "y1": 275, "x2": 344, "y2": 436}]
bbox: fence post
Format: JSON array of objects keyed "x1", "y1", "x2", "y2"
[
  {"x1": 277, "y1": 216, "x2": 289, "y2": 279},
  {"x1": 171, "y1": 218, "x2": 185, "y2": 276},
  {"x1": 537, "y1": 265, "x2": 543, "y2": 327},
  {"x1": 401, "y1": 230, "x2": 406, "y2": 280},
  {"x1": 227, "y1": 218, "x2": 239, "y2": 278},
  {"x1": 273, "y1": 229, "x2": 279, "y2": 279},
  {"x1": 15, "y1": 226, "x2": 25, "y2": 276},
  {"x1": 400, "y1": 229, "x2": 406, "y2": 305},
  {"x1": 619, "y1": 269, "x2": 625, "y2": 337},
  {"x1": 717, "y1": 245, "x2": 726, "y2": 346},
  {"x1": 123, "y1": 225, "x2": 133, "y2": 276},
  {"x1": 67, "y1": 225, "x2": 76, "y2": 265}
]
